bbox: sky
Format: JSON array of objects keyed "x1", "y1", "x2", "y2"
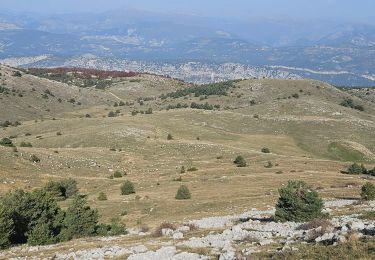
[{"x1": 1, "y1": 0, "x2": 375, "y2": 23}]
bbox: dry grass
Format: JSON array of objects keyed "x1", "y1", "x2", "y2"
[{"x1": 152, "y1": 222, "x2": 177, "y2": 237}]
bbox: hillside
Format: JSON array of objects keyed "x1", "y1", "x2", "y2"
[{"x1": 1, "y1": 66, "x2": 375, "y2": 258}]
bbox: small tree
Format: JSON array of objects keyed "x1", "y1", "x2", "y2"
[
  {"x1": 261, "y1": 147, "x2": 271, "y2": 153},
  {"x1": 59, "y1": 196, "x2": 98, "y2": 241},
  {"x1": 108, "y1": 111, "x2": 116, "y2": 117},
  {"x1": 121, "y1": 181, "x2": 135, "y2": 195},
  {"x1": 361, "y1": 182, "x2": 375, "y2": 201},
  {"x1": 175, "y1": 185, "x2": 191, "y2": 200},
  {"x1": 167, "y1": 133, "x2": 173, "y2": 140},
  {"x1": 234, "y1": 156, "x2": 247, "y2": 167},
  {"x1": 275, "y1": 180, "x2": 323, "y2": 222},
  {"x1": 0, "y1": 203, "x2": 13, "y2": 249}
]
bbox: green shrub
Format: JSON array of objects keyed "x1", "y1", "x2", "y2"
[
  {"x1": 167, "y1": 133, "x2": 173, "y2": 140},
  {"x1": 175, "y1": 185, "x2": 191, "y2": 200},
  {"x1": 180, "y1": 166, "x2": 186, "y2": 174},
  {"x1": 361, "y1": 182, "x2": 375, "y2": 201},
  {"x1": 108, "y1": 111, "x2": 116, "y2": 117},
  {"x1": 344, "y1": 163, "x2": 367, "y2": 175},
  {"x1": 98, "y1": 192, "x2": 108, "y2": 201},
  {"x1": 121, "y1": 181, "x2": 135, "y2": 195},
  {"x1": 234, "y1": 156, "x2": 247, "y2": 167},
  {"x1": 275, "y1": 180, "x2": 324, "y2": 222},
  {"x1": 261, "y1": 147, "x2": 271, "y2": 153},
  {"x1": 0, "y1": 138, "x2": 14, "y2": 147},
  {"x1": 113, "y1": 171, "x2": 123, "y2": 178}
]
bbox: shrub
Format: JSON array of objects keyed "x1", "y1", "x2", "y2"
[
  {"x1": 275, "y1": 180, "x2": 324, "y2": 222},
  {"x1": 20, "y1": 141, "x2": 32, "y2": 147},
  {"x1": 261, "y1": 148, "x2": 271, "y2": 153},
  {"x1": 187, "y1": 167, "x2": 198, "y2": 172},
  {"x1": 175, "y1": 185, "x2": 191, "y2": 200},
  {"x1": 121, "y1": 181, "x2": 135, "y2": 195},
  {"x1": 344, "y1": 163, "x2": 367, "y2": 175},
  {"x1": 180, "y1": 166, "x2": 186, "y2": 174},
  {"x1": 361, "y1": 182, "x2": 375, "y2": 201},
  {"x1": 98, "y1": 192, "x2": 108, "y2": 201},
  {"x1": 234, "y1": 156, "x2": 247, "y2": 167},
  {"x1": 152, "y1": 222, "x2": 176, "y2": 237},
  {"x1": 0, "y1": 138, "x2": 14, "y2": 147},
  {"x1": 108, "y1": 111, "x2": 116, "y2": 117},
  {"x1": 264, "y1": 161, "x2": 273, "y2": 168},
  {"x1": 30, "y1": 154, "x2": 40, "y2": 163},
  {"x1": 113, "y1": 170, "x2": 123, "y2": 178},
  {"x1": 167, "y1": 133, "x2": 173, "y2": 140}
]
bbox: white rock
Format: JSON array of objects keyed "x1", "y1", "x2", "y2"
[{"x1": 173, "y1": 232, "x2": 184, "y2": 240}]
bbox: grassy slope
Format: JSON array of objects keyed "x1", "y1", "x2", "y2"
[{"x1": 0, "y1": 66, "x2": 375, "y2": 228}]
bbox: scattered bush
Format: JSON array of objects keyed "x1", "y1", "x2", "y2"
[
  {"x1": 108, "y1": 111, "x2": 117, "y2": 117},
  {"x1": 261, "y1": 147, "x2": 271, "y2": 153},
  {"x1": 167, "y1": 133, "x2": 173, "y2": 140},
  {"x1": 264, "y1": 161, "x2": 273, "y2": 168},
  {"x1": 234, "y1": 156, "x2": 247, "y2": 167},
  {"x1": 343, "y1": 163, "x2": 368, "y2": 175},
  {"x1": 152, "y1": 222, "x2": 176, "y2": 237},
  {"x1": 30, "y1": 154, "x2": 40, "y2": 163},
  {"x1": 180, "y1": 166, "x2": 186, "y2": 174},
  {"x1": 97, "y1": 192, "x2": 108, "y2": 201},
  {"x1": 161, "y1": 81, "x2": 234, "y2": 100},
  {"x1": 361, "y1": 182, "x2": 375, "y2": 201},
  {"x1": 20, "y1": 141, "x2": 32, "y2": 147},
  {"x1": 340, "y1": 98, "x2": 364, "y2": 111},
  {"x1": 0, "y1": 138, "x2": 14, "y2": 147},
  {"x1": 275, "y1": 180, "x2": 324, "y2": 222},
  {"x1": 121, "y1": 181, "x2": 135, "y2": 195},
  {"x1": 175, "y1": 185, "x2": 191, "y2": 200},
  {"x1": 187, "y1": 167, "x2": 198, "y2": 172},
  {"x1": 113, "y1": 170, "x2": 124, "y2": 178}
]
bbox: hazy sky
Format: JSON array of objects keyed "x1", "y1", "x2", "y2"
[{"x1": 1, "y1": 0, "x2": 375, "y2": 23}]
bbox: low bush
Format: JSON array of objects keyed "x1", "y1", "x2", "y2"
[
  {"x1": 175, "y1": 185, "x2": 191, "y2": 200},
  {"x1": 261, "y1": 147, "x2": 271, "y2": 153},
  {"x1": 152, "y1": 222, "x2": 176, "y2": 237},
  {"x1": 343, "y1": 163, "x2": 368, "y2": 175},
  {"x1": 361, "y1": 182, "x2": 375, "y2": 201},
  {"x1": 97, "y1": 192, "x2": 108, "y2": 201},
  {"x1": 113, "y1": 170, "x2": 124, "y2": 178},
  {"x1": 0, "y1": 138, "x2": 14, "y2": 147},
  {"x1": 30, "y1": 154, "x2": 40, "y2": 163},
  {"x1": 121, "y1": 181, "x2": 135, "y2": 195},
  {"x1": 234, "y1": 156, "x2": 247, "y2": 167},
  {"x1": 20, "y1": 141, "x2": 32, "y2": 147}
]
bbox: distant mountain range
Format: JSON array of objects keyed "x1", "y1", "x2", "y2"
[{"x1": 1, "y1": 10, "x2": 375, "y2": 86}]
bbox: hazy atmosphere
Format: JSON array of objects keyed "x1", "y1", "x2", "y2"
[
  {"x1": 1, "y1": 1, "x2": 375, "y2": 259},
  {"x1": 1, "y1": 0, "x2": 375, "y2": 23}
]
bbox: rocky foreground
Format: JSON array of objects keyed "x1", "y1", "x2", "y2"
[{"x1": 2, "y1": 199, "x2": 375, "y2": 260}]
